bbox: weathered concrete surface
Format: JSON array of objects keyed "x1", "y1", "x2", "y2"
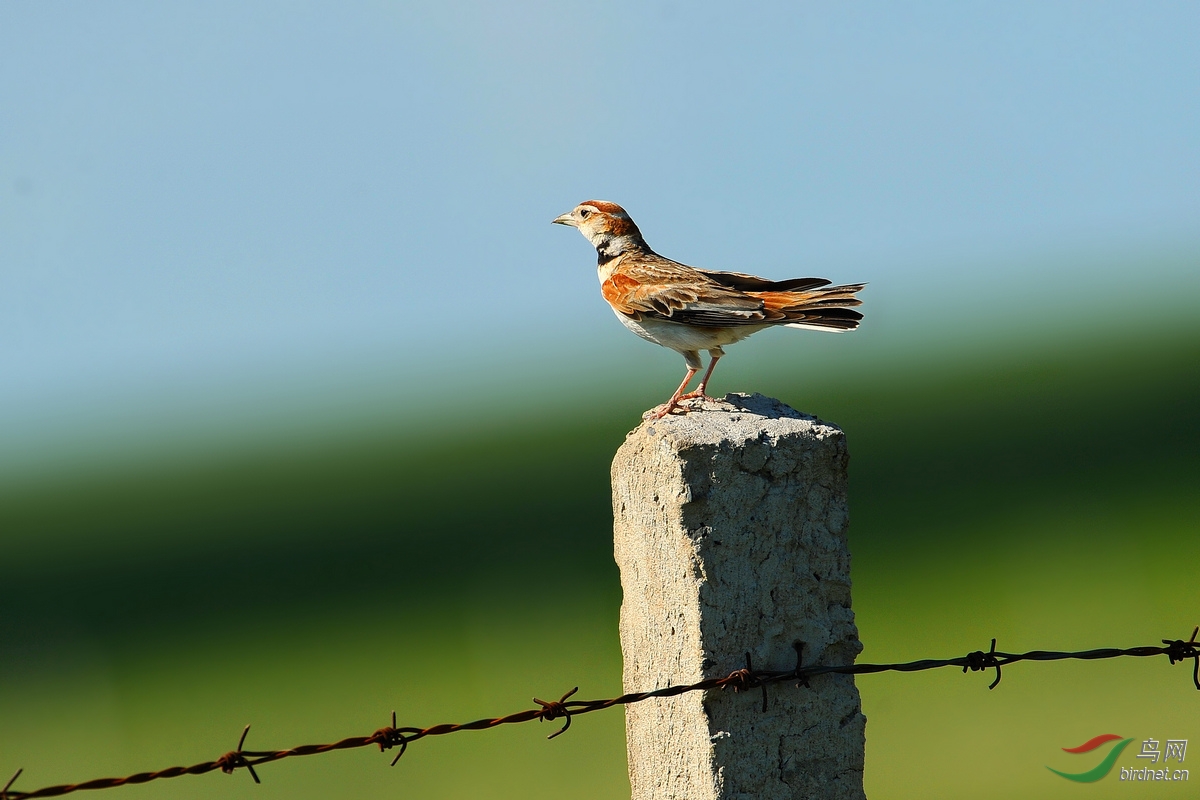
[{"x1": 612, "y1": 393, "x2": 866, "y2": 800}]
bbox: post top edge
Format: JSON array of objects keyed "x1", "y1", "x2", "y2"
[{"x1": 626, "y1": 393, "x2": 844, "y2": 444}]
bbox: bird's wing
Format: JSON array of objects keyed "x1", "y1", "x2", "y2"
[
  {"x1": 696, "y1": 269, "x2": 832, "y2": 293},
  {"x1": 601, "y1": 257, "x2": 779, "y2": 328}
]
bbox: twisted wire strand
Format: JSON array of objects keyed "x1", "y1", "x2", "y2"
[{"x1": 4, "y1": 627, "x2": 1196, "y2": 799}]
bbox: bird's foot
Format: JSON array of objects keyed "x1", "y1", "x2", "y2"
[
  {"x1": 643, "y1": 402, "x2": 681, "y2": 421},
  {"x1": 643, "y1": 393, "x2": 725, "y2": 420}
]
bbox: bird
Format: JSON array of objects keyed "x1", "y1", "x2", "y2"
[{"x1": 552, "y1": 200, "x2": 865, "y2": 420}]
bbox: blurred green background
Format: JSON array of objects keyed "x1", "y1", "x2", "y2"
[
  {"x1": 3, "y1": 313, "x2": 1198, "y2": 799},
  {"x1": 3, "y1": 3, "x2": 1199, "y2": 798}
]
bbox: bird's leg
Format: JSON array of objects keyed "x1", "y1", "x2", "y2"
[
  {"x1": 679, "y1": 348, "x2": 724, "y2": 402},
  {"x1": 645, "y1": 366, "x2": 699, "y2": 420}
]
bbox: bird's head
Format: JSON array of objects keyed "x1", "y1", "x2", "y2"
[{"x1": 552, "y1": 200, "x2": 650, "y2": 261}]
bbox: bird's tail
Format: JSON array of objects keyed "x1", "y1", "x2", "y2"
[{"x1": 751, "y1": 283, "x2": 866, "y2": 332}]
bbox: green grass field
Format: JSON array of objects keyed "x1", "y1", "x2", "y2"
[{"x1": 2, "y1": 326, "x2": 1197, "y2": 799}]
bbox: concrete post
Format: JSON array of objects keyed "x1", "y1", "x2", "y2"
[{"x1": 612, "y1": 393, "x2": 866, "y2": 800}]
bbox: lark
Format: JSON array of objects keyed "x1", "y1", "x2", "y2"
[{"x1": 553, "y1": 200, "x2": 865, "y2": 419}]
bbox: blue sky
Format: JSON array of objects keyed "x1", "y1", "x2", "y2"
[{"x1": 1, "y1": 2, "x2": 1197, "y2": 462}]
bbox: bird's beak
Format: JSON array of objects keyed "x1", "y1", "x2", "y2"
[{"x1": 552, "y1": 212, "x2": 577, "y2": 227}]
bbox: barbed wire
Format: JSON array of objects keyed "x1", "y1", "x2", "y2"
[{"x1": 4, "y1": 626, "x2": 1197, "y2": 799}]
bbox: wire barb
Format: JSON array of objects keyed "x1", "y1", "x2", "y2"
[
  {"x1": 215, "y1": 725, "x2": 260, "y2": 785},
  {"x1": 370, "y1": 712, "x2": 399, "y2": 754},
  {"x1": 792, "y1": 641, "x2": 810, "y2": 689},
  {"x1": 1161, "y1": 626, "x2": 1200, "y2": 690},
  {"x1": 963, "y1": 638, "x2": 1003, "y2": 689},
  {"x1": 745, "y1": 652, "x2": 769, "y2": 712},
  {"x1": 534, "y1": 687, "x2": 579, "y2": 739},
  {"x1": 370, "y1": 710, "x2": 410, "y2": 766},
  {"x1": 1, "y1": 768, "x2": 22, "y2": 800}
]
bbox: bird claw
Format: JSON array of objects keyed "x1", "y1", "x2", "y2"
[
  {"x1": 643, "y1": 404, "x2": 678, "y2": 421},
  {"x1": 644, "y1": 393, "x2": 723, "y2": 420}
]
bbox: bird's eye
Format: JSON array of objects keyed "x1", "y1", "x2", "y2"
[{"x1": 579, "y1": 209, "x2": 591, "y2": 219}]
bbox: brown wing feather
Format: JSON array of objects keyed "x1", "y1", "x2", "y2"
[
  {"x1": 602, "y1": 256, "x2": 865, "y2": 330},
  {"x1": 601, "y1": 257, "x2": 768, "y2": 325}
]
